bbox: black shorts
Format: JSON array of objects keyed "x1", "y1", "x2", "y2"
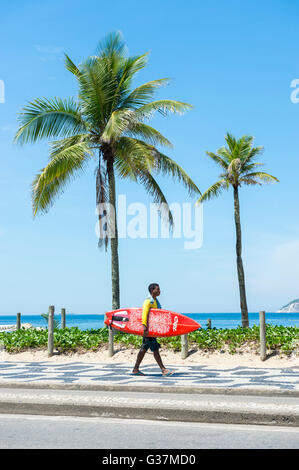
[{"x1": 141, "y1": 337, "x2": 161, "y2": 352}]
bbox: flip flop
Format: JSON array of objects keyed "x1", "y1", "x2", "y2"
[
  {"x1": 131, "y1": 371, "x2": 146, "y2": 376},
  {"x1": 162, "y1": 370, "x2": 174, "y2": 377}
]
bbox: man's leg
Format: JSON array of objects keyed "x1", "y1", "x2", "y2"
[
  {"x1": 132, "y1": 348, "x2": 146, "y2": 373},
  {"x1": 153, "y1": 349, "x2": 172, "y2": 375}
]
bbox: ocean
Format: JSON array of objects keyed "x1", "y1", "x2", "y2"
[{"x1": 1, "y1": 312, "x2": 299, "y2": 330}]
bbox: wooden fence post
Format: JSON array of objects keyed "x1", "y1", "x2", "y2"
[
  {"x1": 16, "y1": 313, "x2": 21, "y2": 330},
  {"x1": 108, "y1": 327, "x2": 114, "y2": 357},
  {"x1": 104, "y1": 313, "x2": 114, "y2": 357},
  {"x1": 48, "y1": 305, "x2": 55, "y2": 357},
  {"x1": 181, "y1": 334, "x2": 188, "y2": 359},
  {"x1": 259, "y1": 310, "x2": 266, "y2": 361},
  {"x1": 61, "y1": 308, "x2": 66, "y2": 329}
]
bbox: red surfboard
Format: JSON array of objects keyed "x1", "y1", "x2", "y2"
[{"x1": 104, "y1": 308, "x2": 201, "y2": 338}]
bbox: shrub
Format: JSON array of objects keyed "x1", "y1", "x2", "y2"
[{"x1": 0, "y1": 324, "x2": 298, "y2": 355}]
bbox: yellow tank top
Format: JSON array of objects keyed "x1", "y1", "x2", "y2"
[{"x1": 142, "y1": 297, "x2": 161, "y2": 326}]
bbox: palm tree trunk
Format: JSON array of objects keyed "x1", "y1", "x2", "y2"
[
  {"x1": 233, "y1": 185, "x2": 249, "y2": 328},
  {"x1": 107, "y1": 156, "x2": 120, "y2": 310}
]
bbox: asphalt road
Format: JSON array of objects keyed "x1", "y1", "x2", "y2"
[{"x1": 1, "y1": 414, "x2": 299, "y2": 449}]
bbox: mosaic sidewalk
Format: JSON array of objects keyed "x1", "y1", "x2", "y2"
[{"x1": 0, "y1": 362, "x2": 298, "y2": 392}]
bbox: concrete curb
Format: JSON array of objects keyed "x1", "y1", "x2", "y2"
[
  {"x1": 0, "y1": 380, "x2": 299, "y2": 397},
  {"x1": 1, "y1": 401, "x2": 298, "y2": 427},
  {"x1": 1, "y1": 385, "x2": 299, "y2": 427},
  {"x1": 0, "y1": 390, "x2": 298, "y2": 427}
]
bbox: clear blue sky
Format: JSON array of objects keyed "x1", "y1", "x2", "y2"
[{"x1": 0, "y1": 0, "x2": 299, "y2": 314}]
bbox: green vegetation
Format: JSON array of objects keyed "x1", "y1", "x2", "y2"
[
  {"x1": 41, "y1": 313, "x2": 60, "y2": 329},
  {"x1": 0, "y1": 325, "x2": 298, "y2": 356}
]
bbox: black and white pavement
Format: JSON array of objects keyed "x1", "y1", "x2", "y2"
[{"x1": 0, "y1": 361, "x2": 298, "y2": 393}]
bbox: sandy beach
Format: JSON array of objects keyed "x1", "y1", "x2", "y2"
[{"x1": 1, "y1": 346, "x2": 299, "y2": 369}]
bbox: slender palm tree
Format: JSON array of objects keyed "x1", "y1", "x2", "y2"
[
  {"x1": 197, "y1": 133, "x2": 278, "y2": 327},
  {"x1": 15, "y1": 32, "x2": 200, "y2": 310}
]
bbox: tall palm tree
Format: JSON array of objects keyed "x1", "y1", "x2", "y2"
[
  {"x1": 197, "y1": 133, "x2": 278, "y2": 327},
  {"x1": 15, "y1": 32, "x2": 200, "y2": 310}
]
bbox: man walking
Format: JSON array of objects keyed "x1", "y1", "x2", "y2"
[{"x1": 132, "y1": 283, "x2": 173, "y2": 377}]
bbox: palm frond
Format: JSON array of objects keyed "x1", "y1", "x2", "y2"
[
  {"x1": 216, "y1": 146, "x2": 233, "y2": 164},
  {"x1": 224, "y1": 133, "x2": 253, "y2": 161},
  {"x1": 242, "y1": 145, "x2": 264, "y2": 163},
  {"x1": 96, "y1": 31, "x2": 127, "y2": 59},
  {"x1": 239, "y1": 171, "x2": 279, "y2": 185},
  {"x1": 114, "y1": 136, "x2": 156, "y2": 173},
  {"x1": 238, "y1": 142, "x2": 261, "y2": 165},
  {"x1": 78, "y1": 58, "x2": 118, "y2": 126},
  {"x1": 109, "y1": 54, "x2": 150, "y2": 111},
  {"x1": 114, "y1": 138, "x2": 154, "y2": 181},
  {"x1": 64, "y1": 54, "x2": 81, "y2": 78},
  {"x1": 15, "y1": 97, "x2": 86, "y2": 144},
  {"x1": 121, "y1": 78, "x2": 170, "y2": 108},
  {"x1": 240, "y1": 161, "x2": 263, "y2": 172},
  {"x1": 116, "y1": 53, "x2": 149, "y2": 86},
  {"x1": 102, "y1": 107, "x2": 174, "y2": 148},
  {"x1": 137, "y1": 171, "x2": 174, "y2": 229},
  {"x1": 196, "y1": 179, "x2": 228, "y2": 204},
  {"x1": 206, "y1": 151, "x2": 229, "y2": 170},
  {"x1": 114, "y1": 151, "x2": 174, "y2": 230},
  {"x1": 101, "y1": 108, "x2": 137, "y2": 143},
  {"x1": 126, "y1": 122, "x2": 173, "y2": 148},
  {"x1": 32, "y1": 136, "x2": 92, "y2": 215},
  {"x1": 224, "y1": 133, "x2": 237, "y2": 153},
  {"x1": 154, "y1": 151, "x2": 201, "y2": 197},
  {"x1": 96, "y1": 32, "x2": 149, "y2": 109},
  {"x1": 135, "y1": 99, "x2": 193, "y2": 119},
  {"x1": 115, "y1": 138, "x2": 199, "y2": 204},
  {"x1": 50, "y1": 133, "x2": 90, "y2": 157},
  {"x1": 239, "y1": 177, "x2": 262, "y2": 186},
  {"x1": 114, "y1": 154, "x2": 139, "y2": 181}
]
